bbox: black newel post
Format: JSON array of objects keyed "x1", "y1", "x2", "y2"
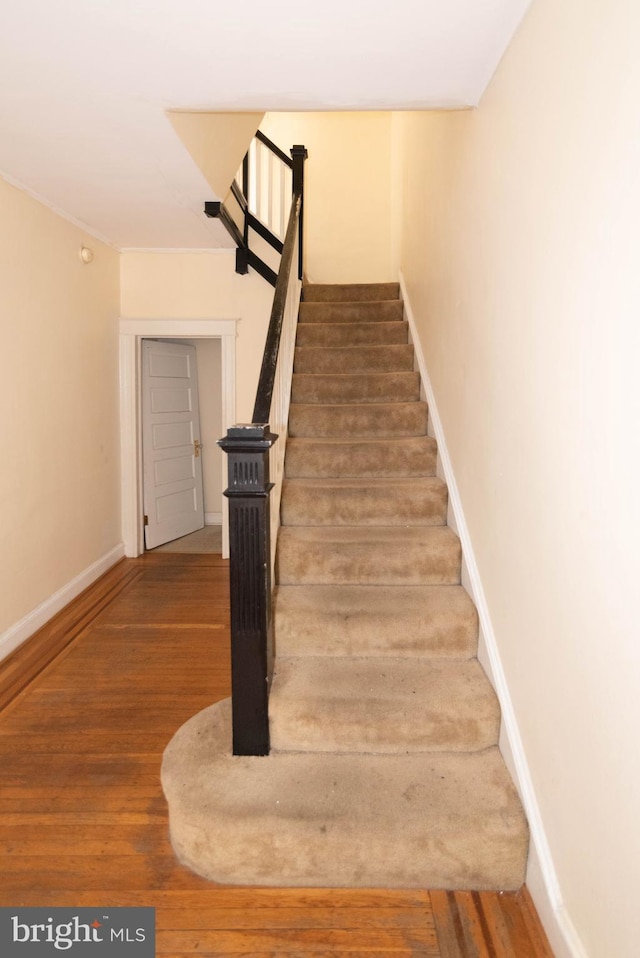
[
  {"x1": 291, "y1": 145, "x2": 308, "y2": 280},
  {"x1": 218, "y1": 424, "x2": 277, "y2": 756}
]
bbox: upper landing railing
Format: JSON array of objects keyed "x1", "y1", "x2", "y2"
[
  {"x1": 217, "y1": 136, "x2": 307, "y2": 756},
  {"x1": 205, "y1": 131, "x2": 306, "y2": 288}
]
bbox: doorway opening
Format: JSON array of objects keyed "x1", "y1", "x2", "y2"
[{"x1": 119, "y1": 318, "x2": 237, "y2": 559}]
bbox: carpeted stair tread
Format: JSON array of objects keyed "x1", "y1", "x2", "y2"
[
  {"x1": 289, "y1": 401, "x2": 429, "y2": 438},
  {"x1": 303, "y1": 282, "x2": 400, "y2": 302},
  {"x1": 274, "y1": 584, "x2": 478, "y2": 658},
  {"x1": 270, "y1": 657, "x2": 500, "y2": 753},
  {"x1": 294, "y1": 344, "x2": 415, "y2": 374},
  {"x1": 299, "y1": 301, "x2": 404, "y2": 324},
  {"x1": 280, "y1": 477, "x2": 447, "y2": 526},
  {"x1": 296, "y1": 320, "x2": 409, "y2": 348},
  {"x1": 162, "y1": 699, "x2": 529, "y2": 889},
  {"x1": 277, "y1": 526, "x2": 461, "y2": 586},
  {"x1": 284, "y1": 436, "x2": 438, "y2": 478},
  {"x1": 292, "y1": 371, "x2": 420, "y2": 404}
]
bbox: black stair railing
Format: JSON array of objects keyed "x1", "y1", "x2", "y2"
[
  {"x1": 218, "y1": 142, "x2": 307, "y2": 756},
  {"x1": 205, "y1": 132, "x2": 306, "y2": 287}
]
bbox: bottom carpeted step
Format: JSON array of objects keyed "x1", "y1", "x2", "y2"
[{"x1": 162, "y1": 699, "x2": 529, "y2": 889}]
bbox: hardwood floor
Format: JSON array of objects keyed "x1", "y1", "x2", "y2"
[{"x1": 0, "y1": 553, "x2": 555, "y2": 956}]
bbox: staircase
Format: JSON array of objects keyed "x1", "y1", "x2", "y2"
[{"x1": 162, "y1": 282, "x2": 529, "y2": 889}]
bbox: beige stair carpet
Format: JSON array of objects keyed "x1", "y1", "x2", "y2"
[
  {"x1": 284, "y1": 435, "x2": 438, "y2": 477},
  {"x1": 296, "y1": 319, "x2": 408, "y2": 347},
  {"x1": 273, "y1": 584, "x2": 479, "y2": 657},
  {"x1": 163, "y1": 698, "x2": 527, "y2": 889},
  {"x1": 162, "y1": 281, "x2": 529, "y2": 889}
]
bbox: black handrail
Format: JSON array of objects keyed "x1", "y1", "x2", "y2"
[
  {"x1": 218, "y1": 140, "x2": 307, "y2": 756},
  {"x1": 229, "y1": 179, "x2": 248, "y2": 214},
  {"x1": 252, "y1": 193, "x2": 301, "y2": 424},
  {"x1": 255, "y1": 130, "x2": 294, "y2": 168}
]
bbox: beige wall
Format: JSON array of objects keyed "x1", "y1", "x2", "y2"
[
  {"x1": 120, "y1": 250, "x2": 273, "y2": 424},
  {"x1": 395, "y1": 1, "x2": 640, "y2": 955},
  {"x1": 0, "y1": 177, "x2": 121, "y2": 636},
  {"x1": 261, "y1": 112, "x2": 396, "y2": 283}
]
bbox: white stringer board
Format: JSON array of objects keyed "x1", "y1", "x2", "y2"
[{"x1": 142, "y1": 340, "x2": 204, "y2": 549}]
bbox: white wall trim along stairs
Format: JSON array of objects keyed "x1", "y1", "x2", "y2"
[{"x1": 399, "y1": 272, "x2": 588, "y2": 958}]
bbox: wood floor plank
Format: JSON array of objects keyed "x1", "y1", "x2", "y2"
[
  {"x1": 0, "y1": 824, "x2": 170, "y2": 857},
  {"x1": 474, "y1": 893, "x2": 520, "y2": 958},
  {"x1": 0, "y1": 855, "x2": 211, "y2": 891},
  {"x1": 430, "y1": 890, "x2": 469, "y2": 958},
  {"x1": 3, "y1": 888, "x2": 434, "y2": 908},
  {"x1": 153, "y1": 907, "x2": 436, "y2": 931},
  {"x1": 0, "y1": 561, "x2": 142, "y2": 711},
  {"x1": 0, "y1": 811, "x2": 166, "y2": 826},
  {"x1": 511, "y1": 888, "x2": 556, "y2": 958},
  {"x1": 451, "y1": 891, "x2": 497, "y2": 957},
  {"x1": 156, "y1": 927, "x2": 439, "y2": 953},
  {"x1": 155, "y1": 953, "x2": 426, "y2": 958},
  {"x1": 0, "y1": 552, "x2": 554, "y2": 957},
  {"x1": 0, "y1": 752, "x2": 160, "y2": 786}
]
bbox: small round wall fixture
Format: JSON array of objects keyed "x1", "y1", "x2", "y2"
[{"x1": 79, "y1": 246, "x2": 94, "y2": 264}]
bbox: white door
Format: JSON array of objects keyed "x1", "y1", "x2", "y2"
[{"x1": 142, "y1": 340, "x2": 205, "y2": 549}]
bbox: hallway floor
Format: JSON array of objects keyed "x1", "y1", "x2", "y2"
[
  {"x1": 0, "y1": 553, "x2": 555, "y2": 956},
  {"x1": 150, "y1": 524, "x2": 222, "y2": 554}
]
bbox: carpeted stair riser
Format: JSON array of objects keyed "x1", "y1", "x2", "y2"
[
  {"x1": 291, "y1": 371, "x2": 420, "y2": 405},
  {"x1": 277, "y1": 526, "x2": 461, "y2": 586},
  {"x1": 280, "y1": 477, "x2": 448, "y2": 526},
  {"x1": 284, "y1": 436, "x2": 438, "y2": 478},
  {"x1": 296, "y1": 320, "x2": 409, "y2": 348},
  {"x1": 162, "y1": 700, "x2": 528, "y2": 890},
  {"x1": 299, "y1": 300, "x2": 403, "y2": 324},
  {"x1": 289, "y1": 402, "x2": 429, "y2": 438},
  {"x1": 274, "y1": 584, "x2": 478, "y2": 658},
  {"x1": 270, "y1": 658, "x2": 500, "y2": 753},
  {"x1": 294, "y1": 344, "x2": 415, "y2": 374},
  {"x1": 303, "y1": 282, "x2": 400, "y2": 302}
]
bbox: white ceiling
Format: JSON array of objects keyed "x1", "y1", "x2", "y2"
[{"x1": 0, "y1": 0, "x2": 531, "y2": 250}]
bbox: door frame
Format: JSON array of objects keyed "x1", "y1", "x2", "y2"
[{"x1": 119, "y1": 318, "x2": 237, "y2": 558}]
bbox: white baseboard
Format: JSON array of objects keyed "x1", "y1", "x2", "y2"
[
  {"x1": 399, "y1": 273, "x2": 585, "y2": 958},
  {"x1": 205, "y1": 513, "x2": 222, "y2": 526},
  {"x1": 0, "y1": 543, "x2": 125, "y2": 664}
]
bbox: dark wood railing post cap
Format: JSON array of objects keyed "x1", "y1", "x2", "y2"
[
  {"x1": 218, "y1": 423, "x2": 278, "y2": 452},
  {"x1": 218, "y1": 424, "x2": 278, "y2": 498},
  {"x1": 290, "y1": 145, "x2": 308, "y2": 160}
]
